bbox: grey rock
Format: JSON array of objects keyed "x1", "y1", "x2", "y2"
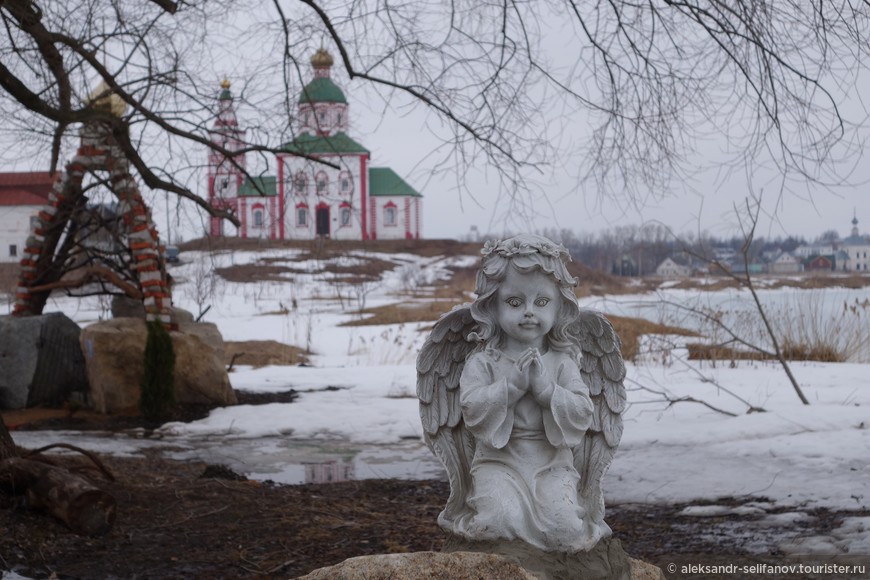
[
  {"x1": 0, "y1": 313, "x2": 89, "y2": 409},
  {"x1": 295, "y1": 549, "x2": 664, "y2": 580},
  {"x1": 444, "y1": 535, "x2": 632, "y2": 580},
  {"x1": 295, "y1": 551, "x2": 537, "y2": 580},
  {"x1": 81, "y1": 318, "x2": 236, "y2": 414}
]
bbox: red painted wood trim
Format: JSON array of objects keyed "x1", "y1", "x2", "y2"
[
  {"x1": 240, "y1": 198, "x2": 247, "y2": 238},
  {"x1": 277, "y1": 154, "x2": 286, "y2": 239},
  {"x1": 359, "y1": 154, "x2": 369, "y2": 240}
]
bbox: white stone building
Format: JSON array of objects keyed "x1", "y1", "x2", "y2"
[
  {"x1": 655, "y1": 257, "x2": 691, "y2": 278},
  {"x1": 207, "y1": 49, "x2": 423, "y2": 240},
  {"x1": 841, "y1": 215, "x2": 870, "y2": 272},
  {"x1": 0, "y1": 172, "x2": 53, "y2": 263},
  {"x1": 769, "y1": 252, "x2": 802, "y2": 274}
]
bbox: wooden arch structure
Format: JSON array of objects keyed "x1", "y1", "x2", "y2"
[{"x1": 11, "y1": 119, "x2": 173, "y2": 326}]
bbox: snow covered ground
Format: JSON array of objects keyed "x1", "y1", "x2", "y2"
[{"x1": 10, "y1": 247, "x2": 870, "y2": 558}]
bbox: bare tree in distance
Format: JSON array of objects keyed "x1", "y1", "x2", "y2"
[
  {"x1": 0, "y1": 0, "x2": 869, "y2": 229},
  {"x1": 665, "y1": 196, "x2": 812, "y2": 405}
]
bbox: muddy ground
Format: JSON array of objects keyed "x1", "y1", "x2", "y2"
[{"x1": 2, "y1": 405, "x2": 867, "y2": 580}]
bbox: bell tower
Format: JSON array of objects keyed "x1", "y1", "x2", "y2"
[{"x1": 207, "y1": 79, "x2": 246, "y2": 236}]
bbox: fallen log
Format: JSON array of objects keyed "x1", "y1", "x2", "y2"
[{"x1": 0, "y1": 456, "x2": 116, "y2": 536}]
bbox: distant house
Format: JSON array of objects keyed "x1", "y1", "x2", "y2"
[
  {"x1": 794, "y1": 243, "x2": 835, "y2": 259},
  {"x1": 769, "y1": 252, "x2": 802, "y2": 274},
  {"x1": 728, "y1": 257, "x2": 764, "y2": 275},
  {"x1": 655, "y1": 256, "x2": 692, "y2": 278},
  {"x1": 0, "y1": 172, "x2": 54, "y2": 263},
  {"x1": 712, "y1": 246, "x2": 736, "y2": 262},
  {"x1": 612, "y1": 254, "x2": 638, "y2": 277},
  {"x1": 841, "y1": 214, "x2": 870, "y2": 272},
  {"x1": 835, "y1": 250, "x2": 850, "y2": 271},
  {"x1": 760, "y1": 249, "x2": 781, "y2": 263},
  {"x1": 803, "y1": 254, "x2": 835, "y2": 272}
]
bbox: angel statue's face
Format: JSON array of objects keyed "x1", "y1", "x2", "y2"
[{"x1": 496, "y1": 266, "x2": 560, "y2": 353}]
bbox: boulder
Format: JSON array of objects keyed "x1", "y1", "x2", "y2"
[
  {"x1": 295, "y1": 551, "x2": 537, "y2": 580},
  {"x1": 80, "y1": 318, "x2": 236, "y2": 414},
  {"x1": 444, "y1": 534, "x2": 633, "y2": 580},
  {"x1": 0, "y1": 313, "x2": 89, "y2": 409},
  {"x1": 630, "y1": 558, "x2": 667, "y2": 580},
  {"x1": 295, "y1": 551, "x2": 665, "y2": 580},
  {"x1": 110, "y1": 295, "x2": 195, "y2": 325}
]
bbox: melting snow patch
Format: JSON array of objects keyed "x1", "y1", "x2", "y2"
[
  {"x1": 780, "y1": 535, "x2": 847, "y2": 555},
  {"x1": 758, "y1": 511, "x2": 816, "y2": 527},
  {"x1": 834, "y1": 517, "x2": 870, "y2": 553},
  {"x1": 679, "y1": 504, "x2": 767, "y2": 517}
]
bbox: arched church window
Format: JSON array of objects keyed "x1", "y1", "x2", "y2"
[
  {"x1": 384, "y1": 205, "x2": 397, "y2": 226},
  {"x1": 215, "y1": 176, "x2": 229, "y2": 196},
  {"x1": 315, "y1": 172, "x2": 328, "y2": 195},
  {"x1": 340, "y1": 203, "x2": 352, "y2": 226},
  {"x1": 293, "y1": 172, "x2": 307, "y2": 196},
  {"x1": 253, "y1": 209, "x2": 264, "y2": 227},
  {"x1": 296, "y1": 206, "x2": 309, "y2": 227},
  {"x1": 339, "y1": 171, "x2": 353, "y2": 195}
]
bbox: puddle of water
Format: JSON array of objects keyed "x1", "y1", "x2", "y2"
[
  {"x1": 10, "y1": 430, "x2": 446, "y2": 485},
  {"x1": 164, "y1": 437, "x2": 447, "y2": 484}
]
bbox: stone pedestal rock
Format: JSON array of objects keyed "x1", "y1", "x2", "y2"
[
  {"x1": 80, "y1": 318, "x2": 236, "y2": 414},
  {"x1": 0, "y1": 313, "x2": 89, "y2": 409},
  {"x1": 295, "y1": 550, "x2": 666, "y2": 580}
]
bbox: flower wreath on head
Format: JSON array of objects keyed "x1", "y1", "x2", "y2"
[{"x1": 480, "y1": 236, "x2": 570, "y2": 261}]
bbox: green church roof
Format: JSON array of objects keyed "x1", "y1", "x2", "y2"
[
  {"x1": 369, "y1": 167, "x2": 422, "y2": 198},
  {"x1": 282, "y1": 132, "x2": 369, "y2": 155},
  {"x1": 298, "y1": 77, "x2": 347, "y2": 104},
  {"x1": 238, "y1": 175, "x2": 277, "y2": 197}
]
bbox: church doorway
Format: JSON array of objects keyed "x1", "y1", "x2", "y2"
[{"x1": 315, "y1": 206, "x2": 330, "y2": 237}]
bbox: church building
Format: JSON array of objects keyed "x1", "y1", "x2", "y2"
[
  {"x1": 841, "y1": 213, "x2": 870, "y2": 271},
  {"x1": 207, "y1": 49, "x2": 423, "y2": 240}
]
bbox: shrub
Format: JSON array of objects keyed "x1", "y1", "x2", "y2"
[{"x1": 140, "y1": 321, "x2": 176, "y2": 420}]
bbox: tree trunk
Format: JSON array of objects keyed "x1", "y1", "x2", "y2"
[
  {"x1": 0, "y1": 415, "x2": 116, "y2": 536},
  {"x1": 0, "y1": 456, "x2": 116, "y2": 535},
  {"x1": 0, "y1": 415, "x2": 15, "y2": 461}
]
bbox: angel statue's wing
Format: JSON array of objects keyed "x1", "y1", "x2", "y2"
[
  {"x1": 569, "y1": 308, "x2": 627, "y2": 541},
  {"x1": 416, "y1": 304, "x2": 478, "y2": 530}
]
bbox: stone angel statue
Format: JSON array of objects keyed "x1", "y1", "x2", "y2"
[{"x1": 417, "y1": 234, "x2": 626, "y2": 553}]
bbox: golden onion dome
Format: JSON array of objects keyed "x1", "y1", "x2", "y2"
[
  {"x1": 311, "y1": 48, "x2": 334, "y2": 68},
  {"x1": 86, "y1": 80, "x2": 127, "y2": 117},
  {"x1": 220, "y1": 78, "x2": 231, "y2": 90}
]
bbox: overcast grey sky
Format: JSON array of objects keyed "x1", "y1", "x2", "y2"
[
  {"x1": 5, "y1": 2, "x2": 869, "y2": 245},
  {"x1": 348, "y1": 66, "x2": 870, "y2": 243}
]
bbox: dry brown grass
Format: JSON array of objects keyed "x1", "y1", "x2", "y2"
[
  {"x1": 430, "y1": 266, "x2": 477, "y2": 301},
  {"x1": 342, "y1": 303, "x2": 696, "y2": 364},
  {"x1": 567, "y1": 262, "x2": 638, "y2": 296},
  {"x1": 667, "y1": 272, "x2": 870, "y2": 292},
  {"x1": 223, "y1": 340, "x2": 309, "y2": 368},
  {"x1": 340, "y1": 300, "x2": 463, "y2": 327},
  {"x1": 686, "y1": 342, "x2": 845, "y2": 363},
  {"x1": 215, "y1": 263, "x2": 296, "y2": 283},
  {"x1": 780, "y1": 341, "x2": 844, "y2": 362},
  {"x1": 686, "y1": 343, "x2": 770, "y2": 362},
  {"x1": 606, "y1": 314, "x2": 699, "y2": 361},
  {"x1": 215, "y1": 254, "x2": 396, "y2": 285},
  {"x1": 179, "y1": 236, "x2": 482, "y2": 258}
]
